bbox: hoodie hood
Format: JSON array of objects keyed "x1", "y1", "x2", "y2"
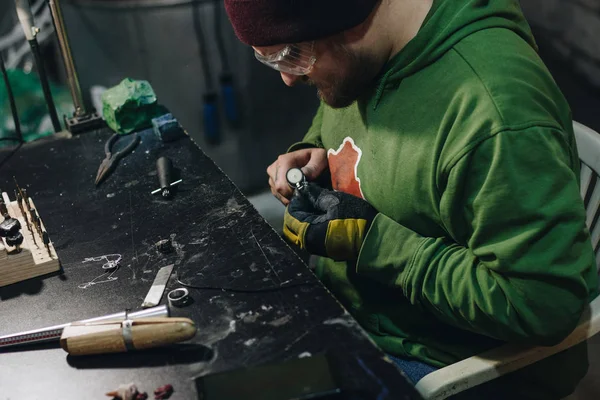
[{"x1": 373, "y1": 0, "x2": 537, "y2": 105}]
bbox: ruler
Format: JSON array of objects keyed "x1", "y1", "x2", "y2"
[{"x1": 141, "y1": 264, "x2": 174, "y2": 308}]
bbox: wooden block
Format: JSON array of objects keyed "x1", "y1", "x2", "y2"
[{"x1": 0, "y1": 192, "x2": 60, "y2": 287}]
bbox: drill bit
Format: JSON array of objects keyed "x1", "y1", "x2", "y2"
[
  {"x1": 42, "y1": 231, "x2": 51, "y2": 257},
  {"x1": 14, "y1": 190, "x2": 36, "y2": 245},
  {"x1": 15, "y1": 190, "x2": 24, "y2": 216},
  {"x1": 0, "y1": 199, "x2": 8, "y2": 218},
  {"x1": 21, "y1": 188, "x2": 30, "y2": 209},
  {"x1": 22, "y1": 189, "x2": 30, "y2": 216},
  {"x1": 13, "y1": 177, "x2": 23, "y2": 198},
  {"x1": 21, "y1": 189, "x2": 36, "y2": 232},
  {"x1": 13, "y1": 177, "x2": 27, "y2": 214},
  {"x1": 15, "y1": 190, "x2": 27, "y2": 224},
  {"x1": 31, "y1": 209, "x2": 42, "y2": 237}
]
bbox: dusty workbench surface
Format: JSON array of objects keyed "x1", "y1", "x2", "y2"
[{"x1": 0, "y1": 128, "x2": 420, "y2": 399}]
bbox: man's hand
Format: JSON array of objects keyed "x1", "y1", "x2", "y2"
[
  {"x1": 283, "y1": 183, "x2": 378, "y2": 261},
  {"x1": 267, "y1": 148, "x2": 327, "y2": 205}
]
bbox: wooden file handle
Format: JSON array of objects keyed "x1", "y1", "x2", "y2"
[{"x1": 60, "y1": 317, "x2": 196, "y2": 356}]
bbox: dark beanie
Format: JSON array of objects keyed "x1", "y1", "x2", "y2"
[{"x1": 224, "y1": 0, "x2": 379, "y2": 46}]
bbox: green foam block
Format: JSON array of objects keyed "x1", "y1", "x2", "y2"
[{"x1": 102, "y1": 78, "x2": 166, "y2": 134}]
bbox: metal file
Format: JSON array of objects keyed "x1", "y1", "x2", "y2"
[{"x1": 141, "y1": 264, "x2": 174, "y2": 308}]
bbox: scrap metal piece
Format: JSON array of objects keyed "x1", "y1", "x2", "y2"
[
  {"x1": 105, "y1": 383, "x2": 139, "y2": 400},
  {"x1": 155, "y1": 239, "x2": 174, "y2": 254}
]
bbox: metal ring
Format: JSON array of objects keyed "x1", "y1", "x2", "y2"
[{"x1": 167, "y1": 288, "x2": 190, "y2": 307}]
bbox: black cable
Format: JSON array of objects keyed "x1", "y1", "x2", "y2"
[
  {"x1": 0, "y1": 51, "x2": 24, "y2": 171},
  {"x1": 176, "y1": 278, "x2": 315, "y2": 293},
  {"x1": 28, "y1": 39, "x2": 62, "y2": 133},
  {"x1": 213, "y1": 0, "x2": 230, "y2": 74},
  {"x1": 0, "y1": 52, "x2": 24, "y2": 143},
  {"x1": 192, "y1": 2, "x2": 214, "y2": 91}
]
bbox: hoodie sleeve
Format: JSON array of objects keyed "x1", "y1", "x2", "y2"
[
  {"x1": 356, "y1": 126, "x2": 596, "y2": 345},
  {"x1": 288, "y1": 102, "x2": 325, "y2": 153}
]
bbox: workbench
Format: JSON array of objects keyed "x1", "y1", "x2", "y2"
[{"x1": 0, "y1": 128, "x2": 420, "y2": 399}]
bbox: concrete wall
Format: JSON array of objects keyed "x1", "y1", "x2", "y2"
[{"x1": 520, "y1": 0, "x2": 600, "y2": 88}]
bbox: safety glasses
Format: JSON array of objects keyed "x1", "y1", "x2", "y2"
[{"x1": 254, "y1": 42, "x2": 316, "y2": 76}]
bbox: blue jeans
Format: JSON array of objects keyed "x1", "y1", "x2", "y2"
[
  {"x1": 387, "y1": 355, "x2": 438, "y2": 385},
  {"x1": 387, "y1": 355, "x2": 511, "y2": 400}
]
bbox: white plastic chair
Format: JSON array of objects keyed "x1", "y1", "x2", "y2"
[{"x1": 415, "y1": 121, "x2": 600, "y2": 400}]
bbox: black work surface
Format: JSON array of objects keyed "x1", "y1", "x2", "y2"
[{"x1": 0, "y1": 129, "x2": 419, "y2": 399}]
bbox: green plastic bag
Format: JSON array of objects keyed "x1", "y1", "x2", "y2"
[
  {"x1": 102, "y1": 78, "x2": 166, "y2": 134},
  {"x1": 0, "y1": 69, "x2": 72, "y2": 147}
]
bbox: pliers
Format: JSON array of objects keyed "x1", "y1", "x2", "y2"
[{"x1": 95, "y1": 133, "x2": 141, "y2": 186}]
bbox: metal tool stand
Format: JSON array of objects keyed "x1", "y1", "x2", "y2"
[{"x1": 46, "y1": 0, "x2": 104, "y2": 134}]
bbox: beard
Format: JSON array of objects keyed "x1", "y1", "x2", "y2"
[{"x1": 305, "y1": 45, "x2": 382, "y2": 109}]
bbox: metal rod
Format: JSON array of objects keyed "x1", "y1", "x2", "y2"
[
  {"x1": 0, "y1": 305, "x2": 169, "y2": 349},
  {"x1": 15, "y1": 0, "x2": 61, "y2": 133},
  {"x1": 29, "y1": 39, "x2": 62, "y2": 133},
  {"x1": 46, "y1": 0, "x2": 87, "y2": 118},
  {"x1": 192, "y1": 1, "x2": 213, "y2": 92},
  {"x1": 0, "y1": 52, "x2": 23, "y2": 142},
  {"x1": 151, "y1": 179, "x2": 183, "y2": 195},
  {"x1": 213, "y1": 0, "x2": 230, "y2": 74}
]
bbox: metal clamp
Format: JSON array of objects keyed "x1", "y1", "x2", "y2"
[
  {"x1": 122, "y1": 309, "x2": 135, "y2": 351},
  {"x1": 167, "y1": 288, "x2": 190, "y2": 307}
]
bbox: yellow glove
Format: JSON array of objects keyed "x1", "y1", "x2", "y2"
[{"x1": 283, "y1": 183, "x2": 377, "y2": 261}]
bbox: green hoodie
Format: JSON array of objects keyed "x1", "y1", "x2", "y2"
[{"x1": 289, "y1": 0, "x2": 598, "y2": 397}]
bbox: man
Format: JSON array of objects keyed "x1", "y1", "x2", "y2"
[{"x1": 225, "y1": 0, "x2": 597, "y2": 398}]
